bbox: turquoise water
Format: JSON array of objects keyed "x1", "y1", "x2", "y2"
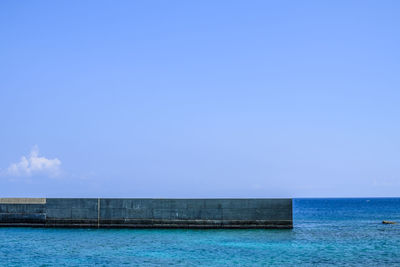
[{"x1": 1, "y1": 198, "x2": 399, "y2": 266}]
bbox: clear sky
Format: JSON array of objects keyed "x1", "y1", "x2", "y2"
[{"x1": 0, "y1": 1, "x2": 399, "y2": 198}]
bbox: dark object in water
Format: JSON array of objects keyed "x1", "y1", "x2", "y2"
[{"x1": 382, "y1": 220, "x2": 397, "y2": 224}]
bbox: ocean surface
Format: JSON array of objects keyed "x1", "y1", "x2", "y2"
[{"x1": 1, "y1": 198, "x2": 399, "y2": 266}]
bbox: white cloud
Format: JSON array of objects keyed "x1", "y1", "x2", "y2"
[{"x1": 6, "y1": 146, "x2": 61, "y2": 178}]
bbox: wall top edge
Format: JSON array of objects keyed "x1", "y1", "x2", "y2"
[
  {"x1": 0, "y1": 198, "x2": 292, "y2": 202},
  {"x1": 0, "y1": 198, "x2": 46, "y2": 204}
]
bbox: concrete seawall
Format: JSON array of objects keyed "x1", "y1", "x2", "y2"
[{"x1": 0, "y1": 198, "x2": 292, "y2": 229}]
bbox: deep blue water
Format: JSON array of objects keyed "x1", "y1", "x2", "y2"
[{"x1": 1, "y1": 198, "x2": 399, "y2": 266}]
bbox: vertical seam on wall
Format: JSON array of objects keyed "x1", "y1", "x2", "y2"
[{"x1": 97, "y1": 198, "x2": 100, "y2": 228}]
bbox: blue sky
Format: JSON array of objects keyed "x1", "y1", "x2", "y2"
[{"x1": 0, "y1": 1, "x2": 399, "y2": 197}]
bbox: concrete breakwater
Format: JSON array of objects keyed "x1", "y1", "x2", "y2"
[{"x1": 0, "y1": 198, "x2": 292, "y2": 229}]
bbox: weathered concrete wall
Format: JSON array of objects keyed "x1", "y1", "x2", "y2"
[
  {"x1": 0, "y1": 198, "x2": 292, "y2": 229},
  {"x1": 46, "y1": 198, "x2": 99, "y2": 227},
  {"x1": 0, "y1": 198, "x2": 46, "y2": 226}
]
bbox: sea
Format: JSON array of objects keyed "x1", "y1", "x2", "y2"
[{"x1": 0, "y1": 198, "x2": 399, "y2": 266}]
